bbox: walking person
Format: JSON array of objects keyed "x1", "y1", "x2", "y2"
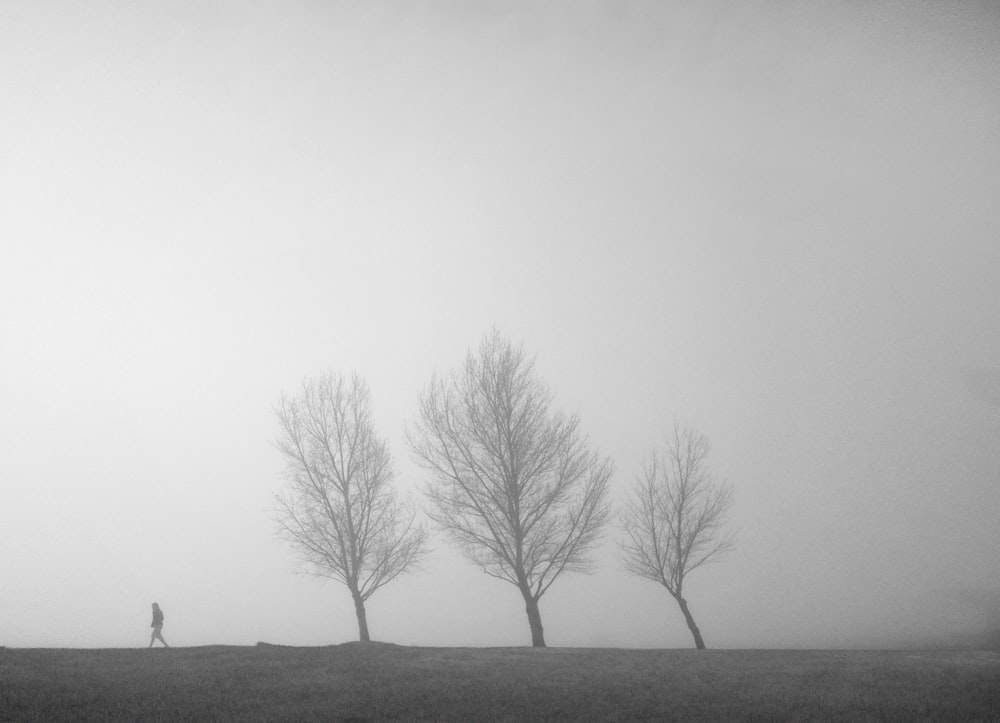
[{"x1": 149, "y1": 602, "x2": 169, "y2": 648}]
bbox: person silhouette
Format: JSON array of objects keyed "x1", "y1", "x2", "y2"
[{"x1": 149, "y1": 602, "x2": 169, "y2": 648}]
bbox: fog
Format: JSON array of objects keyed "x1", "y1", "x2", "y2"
[{"x1": 2, "y1": 1, "x2": 998, "y2": 650}]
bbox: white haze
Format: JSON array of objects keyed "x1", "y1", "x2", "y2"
[{"x1": 1, "y1": 1, "x2": 999, "y2": 650}]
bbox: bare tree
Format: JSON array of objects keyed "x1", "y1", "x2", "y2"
[
  {"x1": 620, "y1": 424, "x2": 734, "y2": 649},
  {"x1": 408, "y1": 330, "x2": 612, "y2": 647},
  {"x1": 274, "y1": 372, "x2": 428, "y2": 642}
]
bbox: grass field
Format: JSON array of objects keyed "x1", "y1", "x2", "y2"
[{"x1": 2, "y1": 643, "x2": 998, "y2": 721}]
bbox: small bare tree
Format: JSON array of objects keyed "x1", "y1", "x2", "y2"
[
  {"x1": 274, "y1": 372, "x2": 428, "y2": 642},
  {"x1": 621, "y1": 424, "x2": 734, "y2": 649},
  {"x1": 408, "y1": 330, "x2": 612, "y2": 647}
]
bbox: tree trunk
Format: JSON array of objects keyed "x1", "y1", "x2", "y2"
[
  {"x1": 352, "y1": 592, "x2": 371, "y2": 643},
  {"x1": 520, "y1": 588, "x2": 546, "y2": 647},
  {"x1": 676, "y1": 596, "x2": 705, "y2": 649}
]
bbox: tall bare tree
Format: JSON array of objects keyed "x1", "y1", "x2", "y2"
[
  {"x1": 621, "y1": 424, "x2": 734, "y2": 649},
  {"x1": 274, "y1": 372, "x2": 428, "y2": 642},
  {"x1": 408, "y1": 330, "x2": 612, "y2": 647}
]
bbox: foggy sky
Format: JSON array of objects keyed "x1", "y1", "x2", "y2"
[{"x1": 2, "y1": 1, "x2": 999, "y2": 649}]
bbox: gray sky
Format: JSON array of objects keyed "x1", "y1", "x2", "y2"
[{"x1": 2, "y1": 1, "x2": 999, "y2": 649}]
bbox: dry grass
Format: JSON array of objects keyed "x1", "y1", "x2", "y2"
[{"x1": 2, "y1": 644, "x2": 999, "y2": 721}]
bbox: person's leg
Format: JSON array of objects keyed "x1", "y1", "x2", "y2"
[{"x1": 151, "y1": 625, "x2": 166, "y2": 647}]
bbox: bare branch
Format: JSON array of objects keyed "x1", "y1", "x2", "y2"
[
  {"x1": 408, "y1": 329, "x2": 612, "y2": 646},
  {"x1": 274, "y1": 372, "x2": 428, "y2": 641},
  {"x1": 619, "y1": 423, "x2": 735, "y2": 649}
]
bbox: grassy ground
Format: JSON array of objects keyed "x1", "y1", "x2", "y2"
[{"x1": 1, "y1": 643, "x2": 998, "y2": 721}]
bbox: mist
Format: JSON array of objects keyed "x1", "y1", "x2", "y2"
[{"x1": 1, "y1": 1, "x2": 998, "y2": 651}]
